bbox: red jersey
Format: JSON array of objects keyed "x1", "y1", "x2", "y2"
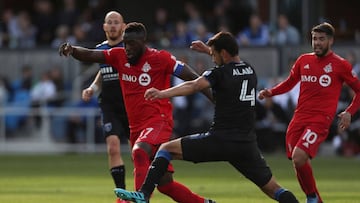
[
  {"x1": 271, "y1": 51, "x2": 360, "y2": 123},
  {"x1": 103, "y1": 47, "x2": 183, "y2": 132}
]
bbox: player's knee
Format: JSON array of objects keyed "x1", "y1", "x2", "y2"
[
  {"x1": 291, "y1": 154, "x2": 307, "y2": 168},
  {"x1": 132, "y1": 144, "x2": 152, "y2": 166},
  {"x1": 291, "y1": 148, "x2": 309, "y2": 168},
  {"x1": 106, "y1": 138, "x2": 120, "y2": 156}
]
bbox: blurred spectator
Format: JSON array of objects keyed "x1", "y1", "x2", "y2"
[
  {"x1": 33, "y1": 0, "x2": 57, "y2": 45},
  {"x1": 65, "y1": 96, "x2": 102, "y2": 143},
  {"x1": 256, "y1": 97, "x2": 290, "y2": 153},
  {"x1": 148, "y1": 7, "x2": 174, "y2": 48},
  {"x1": 170, "y1": 20, "x2": 193, "y2": 48},
  {"x1": 171, "y1": 76, "x2": 192, "y2": 138},
  {"x1": 11, "y1": 64, "x2": 34, "y2": 98},
  {"x1": 5, "y1": 65, "x2": 34, "y2": 135},
  {"x1": 48, "y1": 66, "x2": 67, "y2": 107},
  {"x1": 206, "y1": 1, "x2": 230, "y2": 33},
  {"x1": 184, "y1": 2, "x2": 204, "y2": 35},
  {"x1": 332, "y1": 51, "x2": 360, "y2": 156},
  {"x1": 0, "y1": 75, "x2": 10, "y2": 105},
  {"x1": 345, "y1": 50, "x2": 360, "y2": 77},
  {"x1": 271, "y1": 14, "x2": 301, "y2": 46},
  {"x1": 30, "y1": 70, "x2": 56, "y2": 127},
  {"x1": 5, "y1": 10, "x2": 37, "y2": 49},
  {"x1": 72, "y1": 23, "x2": 88, "y2": 46},
  {"x1": 188, "y1": 57, "x2": 213, "y2": 133},
  {"x1": 237, "y1": 14, "x2": 270, "y2": 46},
  {"x1": 51, "y1": 24, "x2": 76, "y2": 48},
  {"x1": 30, "y1": 70, "x2": 56, "y2": 106},
  {"x1": 15, "y1": 11, "x2": 37, "y2": 48},
  {"x1": 0, "y1": 8, "x2": 16, "y2": 47},
  {"x1": 57, "y1": 0, "x2": 80, "y2": 29},
  {"x1": 192, "y1": 23, "x2": 214, "y2": 43}
]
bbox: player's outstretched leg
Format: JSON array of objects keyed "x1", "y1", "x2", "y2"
[{"x1": 114, "y1": 188, "x2": 147, "y2": 203}]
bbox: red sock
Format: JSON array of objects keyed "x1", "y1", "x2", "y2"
[
  {"x1": 296, "y1": 161, "x2": 322, "y2": 201},
  {"x1": 132, "y1": 148, "x2": 150, "y2": 190},
  {"x1": 157, "y1": 181, "x2": 205, "y2": 203}
]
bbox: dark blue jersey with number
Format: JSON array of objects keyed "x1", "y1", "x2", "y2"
[{"x1": 203, "y1": 61, "x2": 257, "y2": 141}]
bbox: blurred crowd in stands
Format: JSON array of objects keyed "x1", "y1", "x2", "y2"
[
  {"x1": 0, "y1": 0, "x2": 360, "y2": 156},
  {"x1": 0, "y1": 0, "x2": 307, "y2": 49}
]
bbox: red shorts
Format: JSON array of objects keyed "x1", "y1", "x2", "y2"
[
  {"x1": 286, "y1": 119, "x2": 330, "y2": 159},
  {"x1": 130, "y1": 119, "x2": 174, "y2": 172}
]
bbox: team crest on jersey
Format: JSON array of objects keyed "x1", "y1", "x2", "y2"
[
  {"x1": 142, "y1": 62, "x2": 151, "y2": 72},
  {"x1": 323, "y1": 63, "x2": 332, "y2": 73},
  {"x1": 104, "y1": 123, "x2": 112, "y2": 132},
  {"x1": 319, "y1": 74, "x2": 331, "y2": 87},
  {"x1": 139, "y1": 73, "x2": 151, "y2": 86}
]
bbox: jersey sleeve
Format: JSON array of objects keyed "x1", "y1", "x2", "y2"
[
  {"x1": 102, "y1": 47, "x2": 123, "y2": 71},
  {"x1": 341, "y1": 60, "x2": 360, "y2": 115},
  {"x1": 158, "y1": 50, "x2": 183, "y2": 76},
  {"x1": 271, "y1": 56, "x2": 302, "y2": 96},
  {"x1": 203, "y1": 68, "x2": 217, "y2": 88}
]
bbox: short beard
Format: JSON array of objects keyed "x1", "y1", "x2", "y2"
[
  {"x1": 127, "y1": 54, "x2": 141, "y2": 65},
  {"x1": 315, "y1": 47, "x2": 329, "y2": 57}
]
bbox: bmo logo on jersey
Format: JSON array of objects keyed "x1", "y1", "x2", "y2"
[
  {"x1": 122, "y1": 73, "x2": 152, "y2": 86},
  {"x1": 301, "y1": 74, "x2": 331, "y2": 87}
]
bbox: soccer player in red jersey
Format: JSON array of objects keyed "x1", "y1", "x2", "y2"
[
  {"x1": 59, "y1": 22, "x2": 214, "y2": 203},
  {"x1": 258, "y1": 22, "x2": 360, "y2": 203}
]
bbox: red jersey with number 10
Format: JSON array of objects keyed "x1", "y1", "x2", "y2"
[
  {"x1": 271, "y1": 51, "x2": 360, "y2": 123},
  {"x1": 103, "y1": 47, "x2": 182, "y2": 132}
]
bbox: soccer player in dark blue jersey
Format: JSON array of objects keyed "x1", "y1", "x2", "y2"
[
  {"x1": 114, "y1": 31, "x2": 299, "y2": 203},
  {"x1": 81, "y1": 11, "x2": 129, "y2": 203}
]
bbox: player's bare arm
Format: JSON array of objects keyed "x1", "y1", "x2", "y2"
[
  {"x1": 258, "y1": 89, "x2": 273, "y2": 100},
  {"x1": 145, "y1": 76, "x2": 210, "y2": 100},
  {"x1": 177, "y1": 63, "x2": 214, "y2": 102},
  {"x1": 82, "y1": 71, "x2": 102, "y2": 102},
  {"x1": 190, "y1": 40, "x2": 211, "y2": 55},
  {"x1": 59, "y1": 43, "x2": 106, "y2": 63},
  {"x1": 337, "y1": 111, "x2": 351, "y2": 130}
]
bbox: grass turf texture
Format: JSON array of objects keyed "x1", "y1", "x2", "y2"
[{"x1": 0, "y1": 153, "x2": 359, "y2": 203}]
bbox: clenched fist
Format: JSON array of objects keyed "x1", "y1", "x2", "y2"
[{"x1": 59, "y1": 43, "x2": 73, "y2": 57}]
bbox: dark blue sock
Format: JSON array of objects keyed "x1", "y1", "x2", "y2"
[
  {"x1": 155, "y1": 150, "x2": 172, "y2": 161},
  {"x1": 275, "y1": 188, "x2": 286, "y2": 201}
]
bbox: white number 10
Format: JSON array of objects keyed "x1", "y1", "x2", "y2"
[{"x1": 239, "y1": 80, "x2": 255, "y2": 106}]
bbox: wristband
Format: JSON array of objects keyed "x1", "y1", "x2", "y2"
[{"x1": 90, "y1": 84, "x2": 99, "y2": 92}]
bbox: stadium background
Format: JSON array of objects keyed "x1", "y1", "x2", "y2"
[{"x1": 0, "y1": 0, "x2": 360, "y2": 156}]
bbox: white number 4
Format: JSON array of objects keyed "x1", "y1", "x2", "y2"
[{"x1": 239, "y1": 80, "x2": 255, "y2": 106}]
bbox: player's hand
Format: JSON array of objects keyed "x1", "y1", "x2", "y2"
[
  {"x1": 258, "y1": 89, "x2": 272, "y2": 100},
  {"x1": 338, "y1": 111, "x2": 351, "y2": 130},
  {"x1": 190, "y1": 40, "x2": 211, "y2": 55},
  {"x1": 82, "y1": 87, "x2": 93, "y2": 102},
  {"x1": 144, "y1": 87, "x2": 163, "y2": 100},
  {"x1": 59, "y1": 42, "x2": 73, "y2": 57}
]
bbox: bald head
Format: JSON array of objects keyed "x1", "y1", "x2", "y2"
[
  {"x1": 104, "y1": 11, "x2": 124, "y2": 23},
  {"x1": 103, "y1": 11, "x2": 125, "y2": 44}
]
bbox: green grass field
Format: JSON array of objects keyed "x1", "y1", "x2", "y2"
[{"x1": 0, "y1": 153, "x2": 360, "y2": 203}]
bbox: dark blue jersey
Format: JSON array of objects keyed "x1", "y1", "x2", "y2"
[
  {"x1": 204, "y1": 61, "x2": 257, "y2": 141},
  {"x1": 95, "y1": 41, "x2": 126, "y2": 115}
]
